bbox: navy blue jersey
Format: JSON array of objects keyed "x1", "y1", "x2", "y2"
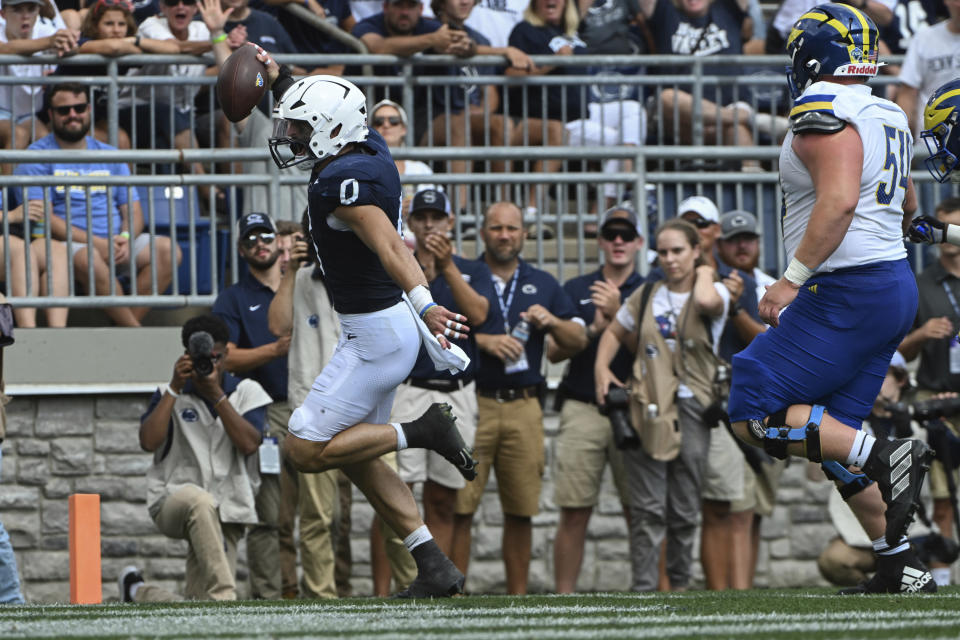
[
  {"x1": 880, "y1": 0, "x2": 944, "y2": 54},
  {"x1": 225, "y1": 9, "x2": 296, "y2": 54},
  {"x1": 212, "y1": 273, "x2": 288, "y2": 401},
  {"x1": 408, "y1": 255, "x2": 500, "y2": 381},
  {"x1": 558, "y1": 269, "x2": 644, "y2": 402},
  {"x1": 475, "y1": 257, "x2": 577, "y2": 389},
  {"x1": 308, "y1": 128, "x2": 403, "y2": 314},
  {"x1": 649, "y1": 0, "x2": 746, "y2": 104},
  {"x1": 506, "y1": 21, "x2": 587, "y2": 122}
]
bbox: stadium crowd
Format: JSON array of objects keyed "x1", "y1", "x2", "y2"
[{"x1": 0, "y1": 0, "x2": 958, "y2": 603}]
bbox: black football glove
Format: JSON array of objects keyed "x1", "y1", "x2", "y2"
[{"x1": 907, "y1": 215, "x2": 947, "y2": 245}]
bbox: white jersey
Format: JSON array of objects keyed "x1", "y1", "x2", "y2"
[{"x1": 779, "y1": 82, "x2": 910, "y2": 273}]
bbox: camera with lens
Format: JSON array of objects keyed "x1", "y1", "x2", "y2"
[
  {"x1": 188, "y1": 330, "x2": 216, "y2": 378},
  {"x1": 886, "y1": 396, "x2": 960, "y2": 422},
  {"x1": 600, "y1": 386, "x2": 640, "y2": 450}
]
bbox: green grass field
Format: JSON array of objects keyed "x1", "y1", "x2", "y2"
[{"x1": 2, "y1": 589, "x2": 960, "y2": 639}]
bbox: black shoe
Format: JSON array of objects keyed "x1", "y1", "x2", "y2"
[
  {"x1": 394, "y1": 557, "x2": 465, "y2": 599},
  {"x1": 838, "y1": 550, "x2": 937, "y2": 595},
  {"x1": 862, "y1": 438, "x2": 934, "y2": 547},
  {"x1": 403, "y1": 403, "x2": 478, "y2": 481},
  {"x1": 118, "y1": 565, "x2": 144, "y2": 603}
]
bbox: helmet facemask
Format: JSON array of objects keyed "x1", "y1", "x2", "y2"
[
  {"x1": 922, "y1": 116, "x2": 959, "y2": 184},
  {"x1": 269, "y1": 118, "x2": 317, "y2": 170}
]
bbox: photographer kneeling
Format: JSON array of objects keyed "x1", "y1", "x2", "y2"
[
  {"x1": 118, "y1": 314, "x2": 273, "y2": 603},
  {"x1": 817, "y1": 353, "x2": 959, "y2": 591},
  {"x1": 595, "y1": 219, "x2": 729, "y2": 592}
]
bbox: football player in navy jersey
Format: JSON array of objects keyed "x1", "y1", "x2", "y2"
[{"x1": 252, "y1": 48, "x2": 478, "y2": 598}]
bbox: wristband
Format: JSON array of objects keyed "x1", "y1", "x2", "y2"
[
  {"x1": 783, "y1": 257, "x2": 815, "y2": 286},
  {"x1": 418, "y1": 302, "x2": 437, "y2": 319},
  {"x1": 213, "y1": 393, "x2": 227, "y2": 407},
  {"x1": 166, "y1": 387, "x2": 180, "y2": 398},
  {"x1": 119, "y1": 231, "x2": 130, "y2": 239},
  {"x1": 408, "y1": 284, "x2": 435, "y2": 318},
  {"x1": 946, "y1": 224, "x2": 960, "y2": 247},
  {"x1": 211, "y1": 32, "x2": 227, "y2": 44}
]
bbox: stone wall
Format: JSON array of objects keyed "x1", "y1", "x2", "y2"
[{"x1": 0, "y1": 394, "x2": 840, "y2": 603}]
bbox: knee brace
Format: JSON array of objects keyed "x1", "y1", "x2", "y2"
[
  {"x1": 747, "y1": 405, "x2": 824, "y2": 462},
  {"x1": 820, "y1": 460, "x2": 875, "y2": 500}
]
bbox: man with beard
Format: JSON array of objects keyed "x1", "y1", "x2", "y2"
[
  {"x1": 14, "y1": 81, "x2": 180, "y2": 326},
  {"x1": 451, "y1": 201, "x2": 585, "y2": 594},
  {"x1": 213, "y1": 212, "x2": 291, "y2": 599}
]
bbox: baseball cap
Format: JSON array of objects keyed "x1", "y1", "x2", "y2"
[
  {"x1": 677, "y1": 196, "x2": 719, "y2": 224},
  {"x1": 600, "y1": 204, "x2": 643, "y2": 236},
  {"x1": 3, "y1": 0, "x2": 44, "y2": 5},
  {"x1": 238, "y1": 212, "x2": 276, "y2": 238},
  {"x1": 720, "y1": 210, "x2": 759, "y2": 240},
  {"x1": 410, "y1": 188, "x2": 451, "y2": 216}
]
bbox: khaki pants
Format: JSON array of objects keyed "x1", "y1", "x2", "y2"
[
  {"x1": 143, "y1": 484, "x2": 244, "y2": 601},
  {"x1": 248, "y1": 402, "x2": 293, "y2": 599},
  {"x1": 298, "y1": 468, "x2": 340, "y2": 599}
]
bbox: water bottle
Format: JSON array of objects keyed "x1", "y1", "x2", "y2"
[
  {"x1": 29, "y1": 218, "x2": 44, "y2": 239},
  {"x1": 504, "y1": 319, "x2": 530, "y2": 374}
]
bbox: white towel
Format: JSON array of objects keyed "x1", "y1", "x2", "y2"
[{"x1": 402, "y1": 294, "x2": 471, "y2": 374}]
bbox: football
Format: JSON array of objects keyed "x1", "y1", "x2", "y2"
[{"x1": 216, "y1": 45, "x2": 268, "y2": 123}]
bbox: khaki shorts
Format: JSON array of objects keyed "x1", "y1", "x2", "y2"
[
  {"x1": 454, "y1": 395, "x2": 544, "y2": 517},
  {"x1": 701, "y1": 425, "x2": 745, "y2": 502},
  {"x1": 391, "y1": 380, "x2": 478, "y2": 490},
  {"x1": 731, "y1": 457, "x2": 786, "y2": 516},
  {"x1": 554, "y1": 399, "x2": 627, "y2": 508}
]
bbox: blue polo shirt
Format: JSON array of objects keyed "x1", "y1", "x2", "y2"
[
  {"x1": 558, "y1": 268, "x2": 644, "y2": 403},
  {"x1": 408, "y1": 254, "x2": 500, "y2": 382},
  {"x1": 212, "y1": 272, "x2": 288, "y2": 402},
  {"x1": 475, "y1": 256, "x2": 577, "y2": 389}
]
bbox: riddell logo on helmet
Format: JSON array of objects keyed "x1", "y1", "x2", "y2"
[{"x1": 836, "y1": 64, "x2": 878, "y2": 75}]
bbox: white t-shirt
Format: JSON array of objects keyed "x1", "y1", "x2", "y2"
[
  {"x1": 780, "y1": 82, "x2": 909, "y2": 272},
  {"x1": 0, "y1": 16, "x2": 61, "y2": 120},
  {"x1": 137, "y1": 16, "x2": 211, "y2": 111},
  {"x1": 464, "y1": 0, "x2": 528, "y2": 49},
  {"x1": 898, "y1": 22, "x2": 960, "y2": 120},
  {"x1": 752, "y1": 267, "x2": 776, "y2": 303},
  {"x1": 772, "y1": 0, "x2": 897, "y2": 39},
  {"x1": 616, "y1": 281, "x2": 730, "y2": 398}
]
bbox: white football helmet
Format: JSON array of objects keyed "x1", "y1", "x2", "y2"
[{"x1": 269, "y1": 75, "x2": 369, "y2": 170}]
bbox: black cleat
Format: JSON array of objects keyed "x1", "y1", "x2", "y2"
[
  {"x1": 118, "y1": 565, "x2": 144, "y2": 603},
  {"x1": 403, "y1": 403, "x2": 478, "y2": 481},
  {"x1": 862, "y1": 438, "x2": 934, "y2": 547},
  {"x1": 394, "y1": 558, "x2": 465, "y2": 599},
  {"x1": 838, "y1": 549, "x2": 937, "y2": 595}
]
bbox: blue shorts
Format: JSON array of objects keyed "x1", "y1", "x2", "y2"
[{"x1": 728, "y1": 259, "x2": 917, "y2": 429}]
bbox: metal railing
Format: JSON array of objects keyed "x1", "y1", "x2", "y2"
[{"x1": 0, "y1": 52, "x2": 953, "y2": 317}]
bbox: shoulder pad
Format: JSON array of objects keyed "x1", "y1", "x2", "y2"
[{"x1": 790, "y1": 111, "x2": 847, "y2": 135}]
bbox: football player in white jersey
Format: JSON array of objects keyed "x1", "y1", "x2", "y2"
[
  {"x1": 727, "y1": 3, "x2": 937, "y2": 594},
  {"x1": 906, "y1": 79, "x2": 960, "y2": 245}
]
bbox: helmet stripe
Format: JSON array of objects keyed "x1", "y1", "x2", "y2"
[
  {"x1": 847, "y1": 6, "x2": 871, "y2": 51},
  {"x1": 932, "y1": 88, "x2": 960, "y2": 110}
]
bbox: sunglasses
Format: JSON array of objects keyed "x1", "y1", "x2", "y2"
[
  {"x1": 372, "y1": 116, "x2": 402, "y2": 127},
  {"x1": 241, "y1": 232, "x2": 276, "y2": 249},
  {"x1": 94, "y1": 0, "x2": 134, "y2": 12},
  {"x1": 600, "y1": 226, "x2": 638, "y2": 242},
  {"x1": 52, "y1": 103, "x2": 89, "y2": 116},
  {"x1": 682, "y1": 215, "x2": 714, "y2": 229},
  {"x1": 162, "y1": 0, "x2": 197, "y2": 5}
]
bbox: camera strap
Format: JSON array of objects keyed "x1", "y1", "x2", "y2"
[
  {"x1": 941, "y1": 281, "x2": 960, "y2": 373},
  {"x1": 942, "y1": 280, "x2": 960, "y2": 319}
]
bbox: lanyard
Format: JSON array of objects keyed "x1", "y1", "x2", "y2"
[
  {"x1": 943, "y1": 280, "x2": 960, "y2": 319},
  {"x1": 497, "y1": 272, "x2": 519, "y2": 332}
]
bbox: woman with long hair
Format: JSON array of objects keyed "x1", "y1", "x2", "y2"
[{"x1": 595, "y1": 218, "x2": 730, "y2": 592}]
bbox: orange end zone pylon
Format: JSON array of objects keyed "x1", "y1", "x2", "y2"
[{"x1": 68, "y1": 493, "x2": 102, "y2": 604}]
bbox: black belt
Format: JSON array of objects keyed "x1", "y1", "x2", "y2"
[
  {"x1": 477, "y1": 385, "x2": 540, "y2": 403},
  {"x1": 406, "y1": 377, "x2": 471, "y2": 393}
]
